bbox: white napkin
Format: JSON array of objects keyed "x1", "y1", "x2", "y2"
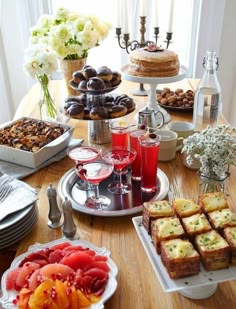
[{"x1": 0, "y1": 174, "x2": 38, "y2": 221}]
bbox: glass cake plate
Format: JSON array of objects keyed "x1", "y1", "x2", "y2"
[
  {"x1": 0, "y1": 239, "x2": 118, "y2": 309},
  {"x1": 132, "y1": 216, "x2": 236, "y2": 299}
]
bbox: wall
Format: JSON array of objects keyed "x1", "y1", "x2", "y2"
[{"x1": 218, "y1": 0, "x2": 236, "y2": 127}]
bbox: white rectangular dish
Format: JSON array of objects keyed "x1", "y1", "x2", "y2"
[
  {"x1": 132, "y1": 216, "x2": 236, "y2": 293},
  {"x1": 0, "y1": 117, "x2": 74, "y2": 168}
]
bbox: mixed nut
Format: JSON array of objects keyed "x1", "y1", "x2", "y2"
[{"x1": 157, "y1": 87, "x2": 194, "y2": 109}]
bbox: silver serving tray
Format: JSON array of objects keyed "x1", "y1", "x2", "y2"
[{"x1": 58, "y1": 168, "x2": 169, "y2": 217}]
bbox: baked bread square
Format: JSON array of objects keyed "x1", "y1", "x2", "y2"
[
  {"x1": 182, "y1": 213, "x2": 212, "y2": 238},
  {"x1": 151, "y1": 217, "x2": 185, "y2": 254},
  {"x1": 199, "y1": 192, "x2": 228, "y2": 213},
  {"x1": 142, "y1": 200, "x2": 175, "y2": 234},
  {"x1": 195, "y1": 230, "x2": 230, "y2": 271},
  {"x1": 223, "y1": 227, "x2": 236, "y2": 265},
  {"x1": 173, "y1": 198, "x2": 201, "y2": 218},
  {"x1": 208, "y1": 209, "x2": 236, "y2": 231},
  {"x1": 161, "y1": 238, "x2": 200, "y2": 279}
]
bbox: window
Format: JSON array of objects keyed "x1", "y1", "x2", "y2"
[{"x1": 49, "y1": 0, "x2": 199, "y2": 77}]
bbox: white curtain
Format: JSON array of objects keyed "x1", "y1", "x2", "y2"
[{"x1": 1, "y1": 0, "x2": 235, "y2": 126}]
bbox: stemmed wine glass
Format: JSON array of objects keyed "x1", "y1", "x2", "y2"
[
  {"x1": 67, "y1": 145, "x2": 101, "y2": 190},
  {"x1": 102, "y1": 147, "x2": 137, "y2": 194},
  {"x1": 76, "y1": 160, "x2": 113, "y2": 209}
]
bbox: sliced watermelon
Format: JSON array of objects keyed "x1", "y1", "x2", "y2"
[
  {"x1": 16, "y1": 262, "x2": 41, "y2": 290},
  {"x1": 18, "y1": 251, "x2": 49, "y2": 267},
  {"x1": 40, "y1": 263, "x2": 75, "y2": 281},
  {"x1": 60, "y1": 251, "x2": 94, "y2": 271},
  {"x1": 94, "y1": 255, "x2": 108, "y2": 262},
  {"x1": 6, "y1": 268, "x2": 21, "y2": 291},
  {"x1": 27, "y1": 269, "x2": 42, "y2": 291},
  {"x1": 84, "y1": 261, "x2": 110, "y2": 273},
  {"x1": 50, "y1": 242, "x2": 71, "y2": 251},
  {"x1": 48, "y1": 249, "x2": 65, "y2": 263}
]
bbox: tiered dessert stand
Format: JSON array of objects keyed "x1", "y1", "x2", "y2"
[{"x1": 121, "y1": 65, "x2": 186, "y2": 124}]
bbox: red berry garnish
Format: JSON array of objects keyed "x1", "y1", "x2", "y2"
[
  {"x1": 78, "y1": 168, "x2": 87, "y2": 175},
  {"x1": 76, "y1": 163, "x2": 83, "y2": 169},
  {"x1": 149, "y1": 133, "x2": 156, "y2": 139},
  {"x1": 139, "y1": 124, "x2": 146, "y2": 130}
]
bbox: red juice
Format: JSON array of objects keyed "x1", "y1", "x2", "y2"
[
  {"x1": 111, "y1": 127, "x2": 129, "y2": 148},
  {"x1": 139, "y1": 135, "x2": 160, "y2": 192},
  {"x1": 110, "y1": 121, "x2": 129, "y2": 148},
  {"x1": 129, "y1": 129, "x2": 146, "y2": 181}
]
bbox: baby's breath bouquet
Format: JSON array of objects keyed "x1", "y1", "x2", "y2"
[
  {"x1": 24, "y1": 44, "x2": 58, "y2": 119},
  {"x1": 30, "y1": 7, "x2": 111, "y2": 60},
  {"x1": 182, "y1": 125, "x2": 236, "y2": 180}
]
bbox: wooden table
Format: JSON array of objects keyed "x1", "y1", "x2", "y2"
[{"x1": 2, "y1": 79, "x2": 236, "y2": 308}]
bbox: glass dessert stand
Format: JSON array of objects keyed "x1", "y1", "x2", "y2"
[{"x1": 121, "y1": 65, "x2": 186, "y2": 125}]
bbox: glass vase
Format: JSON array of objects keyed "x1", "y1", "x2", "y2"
[
  {"x1": 38, "y1": 74, "x2": 57, "y2": 121},
  {"x1": 198, "y1": 172, "x2": 230, "y2": 194}
]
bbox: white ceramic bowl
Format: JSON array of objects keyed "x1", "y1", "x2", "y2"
[
  {"x1": 0, "y1": 239, "x2": 118, "y2": 309},
  {"x1": 0, "y1": 117, "x2": 74, "y2": 168}
]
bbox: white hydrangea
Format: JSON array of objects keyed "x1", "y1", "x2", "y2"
[
  {"x1": 27, "y1": 7, "x2": 111, "y2": 60},
  {"x1": 182, "y1": 125, "x2": 236, "y2": 178},
  {"x1": 23, "y1": 44, "x2": 58, "y2": 79}
]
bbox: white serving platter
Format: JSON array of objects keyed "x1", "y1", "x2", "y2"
[
  {"x1": 132, "y1": 216, "x2": 236, "y2": 298},
  {"x1": 0, "y1": 117, "x2": 74, "y2": 168},
  {"x1": 0, "y1": 239, "x2": 118, "y2": 309}
]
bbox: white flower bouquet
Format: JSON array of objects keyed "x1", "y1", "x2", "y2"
[
  {"x1": 30, "y1": 7, "x2": 111, "y2": 60},
  {"x1": 182, "y1": 125, "x2": 236, "y2": 179},
  {"x1": 23, "y1": 45, "x2": 58, "y2": 118}
]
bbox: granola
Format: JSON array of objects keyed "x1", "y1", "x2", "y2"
[{"x1": 0, "y1": 119, "x2": 67, "y2": 152}]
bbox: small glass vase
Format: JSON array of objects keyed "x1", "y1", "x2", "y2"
[
  {"x1": 37, "y1": 74, "x2": 57, "y2": 121},
  {"x1": 198, "y1": 171, "x2": 230, "y2": 194}
]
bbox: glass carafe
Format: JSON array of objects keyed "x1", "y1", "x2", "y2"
[{"x1": 193, "y1": 50, "x2": 222, "y2": 132}]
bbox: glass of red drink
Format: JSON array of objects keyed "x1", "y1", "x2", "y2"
[
  {"x1": 139, "y1": 133, "x2": 161, "y2": 193},
  {"x1": 102, "y1": 147, "x2": 136, "y2": 194},
  {"x1": 110, "y1": 120, "x2": 129, "y2": 148},
  {"x1": 67, "y1": 145, "x2": 101, "y2": 191},
  {"x1": 76, "y1": 160, "x2": 113, "y2": 209},
  {"x1": 129, "y1": 129, "x2": 146, "y2": 181}
]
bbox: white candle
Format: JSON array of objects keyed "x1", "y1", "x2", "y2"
[
  {"x1": 123, "y1": 0, "x2": 129, "y2": 33},
  {"x1": 167, "y1": 0, "x2": 174, "y2": 32},
  {"x1": 153, "y1": 0, "x2": 159, "y2": 27},
  {"x1": 140, "y1": 0, "x2": 146, "y2": 17},
  {"x1": 116, "y1": 0, "x2": 121, "y2": 28}
]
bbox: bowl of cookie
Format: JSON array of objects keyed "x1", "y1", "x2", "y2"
[{"x1": 0, "y1": 117, "x2": 74, "y2": 168}]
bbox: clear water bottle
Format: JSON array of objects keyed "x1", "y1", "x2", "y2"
[{"x1": 193, "y1": 50, "x2": 222, "y2": 131}]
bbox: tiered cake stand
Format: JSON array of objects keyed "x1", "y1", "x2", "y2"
[
  {"x1": 121, "y1": 65, "x2": 186, "y2": 124},
  {"x1": 69, "y1": 81, "x2": 122, "y2": 144}
]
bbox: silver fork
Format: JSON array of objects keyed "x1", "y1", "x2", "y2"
[{"x1": 0, "y1": 183, "x2": 13, "y2": 203}]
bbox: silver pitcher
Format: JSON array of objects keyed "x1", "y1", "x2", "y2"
[
  {"x1": 88, "y1": 119, "x2": 111, "y2": 144},
  {"x1": 138, "y1": 107, "x2": 165, "y2": 128}
]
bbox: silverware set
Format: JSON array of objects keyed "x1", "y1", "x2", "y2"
[{"x1": 0, "y1": 173, "x2": 13, "y2": 203}]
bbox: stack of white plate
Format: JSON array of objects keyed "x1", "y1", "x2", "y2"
[{"x1": 0, "y1": 204, "x2": 38, "y2": 250}]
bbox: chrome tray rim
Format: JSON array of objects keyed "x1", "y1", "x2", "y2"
[{"x1": 58, "y1": 168, "x2": 169, "y2": 217}]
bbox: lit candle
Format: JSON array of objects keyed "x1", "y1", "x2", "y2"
[
  {"x1": 153, "y1": 0, "x2": 159, "y2": 27},
  {"x1": 116, "y1": 0, "x2": 121, "y2": 28},
  {"x1": 123, "y1": 0, "x2": 129, "y2": 33},
  {"x1": 167, "y1": 0, "x2": 174, "y2": 32},
  {"x1": 140, "y1": 0, "x2": 146, "y2": 17}
]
